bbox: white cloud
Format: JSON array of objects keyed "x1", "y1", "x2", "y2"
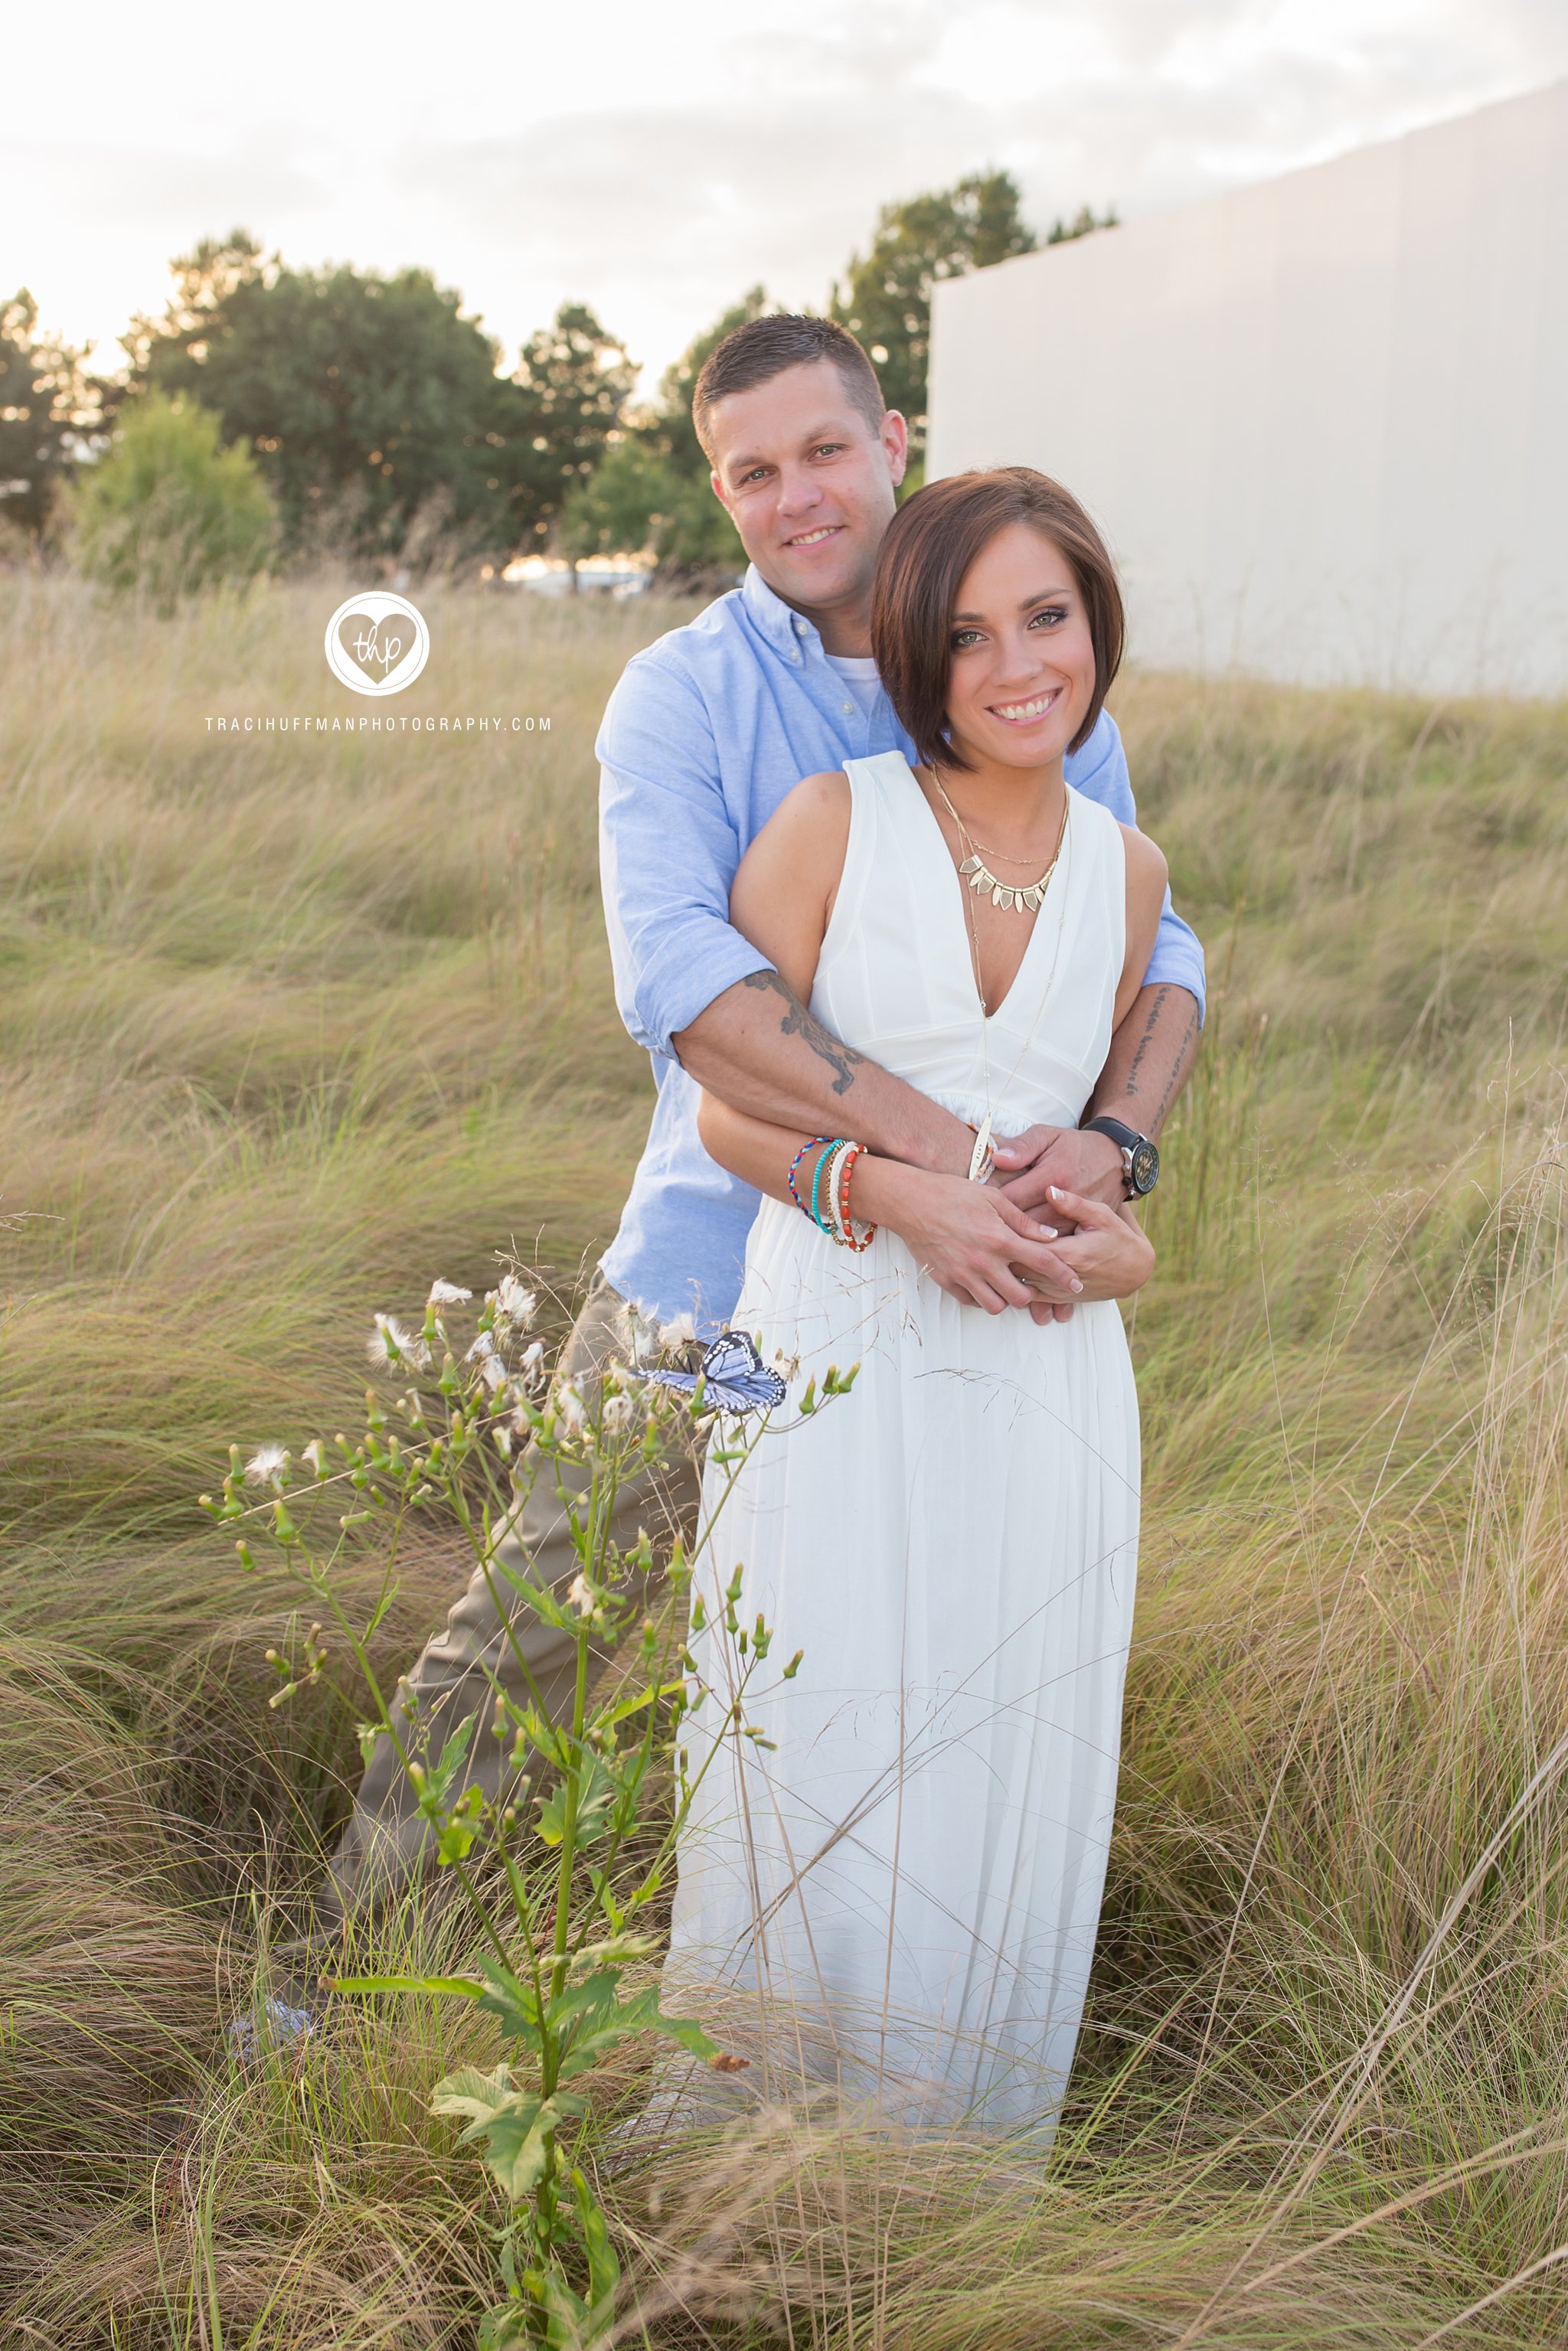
[{"x1": 2, "y1": 0, "x2": 1563, "y2": 387}]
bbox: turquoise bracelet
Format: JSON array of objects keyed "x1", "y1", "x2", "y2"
[{"x1": 809, "y1": 1138, "x2": 848, "y2": 1236}]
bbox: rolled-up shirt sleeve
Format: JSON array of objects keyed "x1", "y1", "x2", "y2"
[
  {"x1": 1070, "y1": 708, "x2": 1207, "y2": 1023},
  {"x1": 597, "y1": 652, "x2": 776, "y2": 1061}
]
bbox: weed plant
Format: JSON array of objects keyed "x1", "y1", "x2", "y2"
[{"x1": 1, "y1": 571, "x2": 1566, "y2": 2343}]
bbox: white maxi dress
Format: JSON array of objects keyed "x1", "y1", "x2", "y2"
[{"x1": 665, "y1": 750, "x2": 1141, "y2": 2134}]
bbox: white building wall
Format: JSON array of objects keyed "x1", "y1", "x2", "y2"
[{"x1": 926, "y1": 82, "x2": 1568, "y2": 697}]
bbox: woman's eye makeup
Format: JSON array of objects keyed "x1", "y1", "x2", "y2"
[{"x1": 950, "y1": 604, "x2": 1070, "y2": 650}]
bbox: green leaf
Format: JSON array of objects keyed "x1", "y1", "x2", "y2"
[
  {"x1": 436, "y1": 1780, "x2": 485, "y2": 1864},
  {"x1": 536, "y1": 1752, "x2": 616, "y2": 1849},
  {"x1": 537, "y1": 2263, "x2": 618, "y2": 2350},
  {"x1": 430, "y1": 2065, "x2": 564, "y2": 2200},
  {"x1": 477, "y1": 2297, "x2": 532, "y2": 2351},
  {"x1": 479, "y1": 2098, "x2": 561, "y2": 2199},
  {"x1": 570, "y1": 2167, "x2": 622, "y2": 2309},
  {"x1": 596, "y1": 1678, "x2": 686, "y2": 1730},
  {"x1": 430, "y1": 2060, "x2": 520, "y2": 2126},
  {"x1": 471, "y1": 1952, "x2": 544, "y2": 2045},
  {"x1": 330, "y1": 1970, "x2": 485, "y2": 2001},
  {"x1": 554, "y1": 1977, "x2": 720, "y2": 2082}
]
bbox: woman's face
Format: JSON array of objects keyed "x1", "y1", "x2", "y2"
[{"x1": 942, "y1": 521, "x2": 1096, "y2": 772}]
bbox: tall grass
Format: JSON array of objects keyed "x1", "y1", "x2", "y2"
[{"x1": 1, "y1": 570, "x2": 1566, "y2": 2344}]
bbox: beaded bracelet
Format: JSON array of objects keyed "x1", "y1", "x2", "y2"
[
  {"x1": 787, "y1": 1136, "x2": 832, "y2": 1221},
  {"x1": 808, "y1": 1138, "x2": 841, "y2": 1237},
  {"x1": 787, "y1": 1135, "x2": 876, "y2": 1249},
  {"x1": 832, "y1": 1139, "x2": 878, "y2": 1252}
]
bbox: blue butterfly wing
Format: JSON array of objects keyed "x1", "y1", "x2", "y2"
[
  {"x1": 646, "y1": 1331, "x2": 784, "y2": 1415},
  {"x1": 699, "y1": 1331, "x2": 787, "y2": 1415}
]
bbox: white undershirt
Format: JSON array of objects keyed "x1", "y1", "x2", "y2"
[{"x1": 825, "y1": 651, "x2": 882, "y2": 719}]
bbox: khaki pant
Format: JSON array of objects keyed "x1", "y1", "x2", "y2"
[{"x1": 322, "y1": 1274, "x2": 702, "y2": 1922}]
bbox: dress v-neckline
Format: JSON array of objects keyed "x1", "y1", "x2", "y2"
[{"x1": 898, "y1": 756, "x2": 1069, "y2": 1027}]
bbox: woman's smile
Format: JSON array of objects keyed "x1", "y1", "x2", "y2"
[{"x1": 988, "y1": 686, "x2": 1063, "y2": 723}]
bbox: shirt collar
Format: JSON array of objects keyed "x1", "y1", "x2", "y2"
[{"x1": 741, "y1": 563, "x2": 823, "y2": 662}]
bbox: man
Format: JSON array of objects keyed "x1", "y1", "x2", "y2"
[{"x1": 325, "y1": 313, "x2": 1203, "y2": 1914}]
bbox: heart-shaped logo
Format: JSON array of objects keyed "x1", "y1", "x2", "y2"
[
  {"x1": 324, "y1": 591, "x2": 430, "y2": 695},
  {"x1": 338, "y1": 609, "x2": 404, "y2": 679}
]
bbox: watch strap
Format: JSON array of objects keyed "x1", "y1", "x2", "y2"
[{"x1": 1082, "y1": 1115, "x2": 1142, "y2": 1152}]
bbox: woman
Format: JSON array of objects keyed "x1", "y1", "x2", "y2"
[{"x1": 665, "y1": 468, "x2": 1167, "y2": 2134}]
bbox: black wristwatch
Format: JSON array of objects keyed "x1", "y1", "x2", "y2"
[{"x1": 1082, "y1": 1115, "x2": 1160, "y2": 1199}]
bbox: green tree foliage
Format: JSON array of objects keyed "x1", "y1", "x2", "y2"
[
  {"x1": 649, "y1": 284, "x2": 771, "y2": 486},
  {"x1": 1048, "y1": 202, "x2": 1120, "y2": 246},
  {"x1": 831, "y1": 171, "x2": 1038, "y2": 448},
  {"x1": 508, "y1": 302, "x2": 636, "y2": 550},
  {"x1": 71, "y1": 391, "x2": 276, "y2": 605},
  {"x1": 565, "y1": 289, "x2": 769, "y2": 581},
  {"x1": 122, "y1": 234, "x2": 632, "y2": 560},
  {"x1": 0, "y1": 291, "x2": 96, "y2": 538},
  {"x1": 831, "y1": 173, "x2": 1124, "y2": 456},
  {"x1": 556, "y1": 438, "x2": 670, "y2": 568}
]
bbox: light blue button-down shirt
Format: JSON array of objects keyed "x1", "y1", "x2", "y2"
[{"x1": 596, "y1": 564, "x2": 1204, "y2": 1331}]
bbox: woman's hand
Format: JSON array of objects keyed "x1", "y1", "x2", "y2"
[
  {"x1": 1021, "y1": 1186, "x2": 1154, "y2": 1308},
  {"x1": 860, "y1": 1161, "x2": 1087, "y2": 1315}
]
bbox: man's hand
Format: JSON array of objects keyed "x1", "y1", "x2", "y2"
[
  {"x1": 995, "y1": 981, "x2": 1202, "y2": 1220},
  {"x1": 859, "y1": 1162, "x2": 1085, "y2": 1315},
  {"x1": 993, "y1": 1124, "x2": 1125, "y2": 1217}
]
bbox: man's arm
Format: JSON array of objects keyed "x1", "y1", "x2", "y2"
[
  {"x1": 599, "y1": 656, "x2": 975, "y2": 1177},
  {"x1": 994, "y1": 981, "x2": 1200, "y2": 1211},
  {"x1": 994, "y1": 709, "x2": 1206, "y2": 1211},
  {"x1": 1093, "y1": 981, "x2": 1202, "y2": 1135},
  {"x1": 674, "y1": 970, "x2": 975, "y2": 1175}
]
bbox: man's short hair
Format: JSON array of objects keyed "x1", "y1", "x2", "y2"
[{"x1": 693, "y1": 315, "x2": 886, "y2": 461}]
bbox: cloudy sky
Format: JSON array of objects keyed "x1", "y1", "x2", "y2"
[{"x1": 5, "y1": 0, "x2": 1566, "y2": 392}]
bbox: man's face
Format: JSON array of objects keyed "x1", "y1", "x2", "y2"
[{"x1": 706, "y1": 358, "x2": 908, "y2": 619}]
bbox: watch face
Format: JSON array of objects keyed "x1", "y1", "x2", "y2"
[{"x1": 1129, "y1": 1138, "x2": 1160, "y2": 1196}]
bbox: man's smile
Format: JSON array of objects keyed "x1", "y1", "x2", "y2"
[{"x1": 782, "y1": 523, "x2": 846, "y2": 548}]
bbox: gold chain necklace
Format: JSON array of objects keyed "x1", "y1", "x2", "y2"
[
  {"x1": 930, "y1": 772, "x2": 1070, "y2": 913},
  {"x1": 949, "y1": 785, "x2": 1075, "y2": 1173}
]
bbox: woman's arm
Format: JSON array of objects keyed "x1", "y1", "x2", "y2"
[
  {"x1": 701, "y1": 779, "x2": 1089, "y2": 1314},
  {"x1": 696, "y1": 1095, "x2": 1089, "y2": 1316}
]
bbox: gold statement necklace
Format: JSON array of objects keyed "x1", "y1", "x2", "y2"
[
  {"x1": 923, "y1": 761, "x2": 1075, "y2": 1180},
  {"x1": 931, "y1": 773, "x2": 1070, "y2": 913}
]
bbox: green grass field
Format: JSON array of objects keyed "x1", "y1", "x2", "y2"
[{"x1": 2, "y1": 570, "x2": 1566, "y2": 2346}]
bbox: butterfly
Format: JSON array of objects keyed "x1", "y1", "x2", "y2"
[{"x1": 643, "y1": 1329, "x2": 786, "y2": 1416}]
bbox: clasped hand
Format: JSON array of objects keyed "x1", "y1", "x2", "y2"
[{"x1": 884, "y1": 1157, "x2": 1153, "y2": 1321}]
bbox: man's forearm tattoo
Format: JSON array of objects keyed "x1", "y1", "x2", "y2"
[
  {"x1": 1124, "y1": 984, "x2": 1174, "y2": 1099},
  {"x1": 1121, "y1": 984, "x2": 1200, "y2": 1135},
  {"x1": 1153, "y1": 1005, "x2": 1200, "y2": 1128},
  {"x1": 743, "y1": 968, "x2": 866, "y2": 1097}
]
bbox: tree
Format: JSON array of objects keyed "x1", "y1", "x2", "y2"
[
  {"x1": 0, "y1": 291, "x2": 97, "y2": 539},
  {"x1": 1047, "y1": 203, "x2": 1119, "y2": 246},
  {"x1": 508, "y1": 302, "x2": 636, "y2": 549},
  {"x1": 567, "y1": 289, "x2": 769, "y2": 583},
  {"x1": 831, "y1": 171, "x2": 1043, "y2": 449},
  {"x1": 557, "y1": 433, "x2": 740, "y2": 581},
  {"x1": 119, "y1": 234, "x2": 633, "y2": 560},
  {"x1": 71, "y1": 391, "x2": 275, "y2": 605},
  {"x1": 649, "y1": 285, "x2": 771, "y2": 485}
]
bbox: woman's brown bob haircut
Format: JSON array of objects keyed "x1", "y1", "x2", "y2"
[{"x1": 871, "y1": 468, "x2": 1124, "y2": 769}]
